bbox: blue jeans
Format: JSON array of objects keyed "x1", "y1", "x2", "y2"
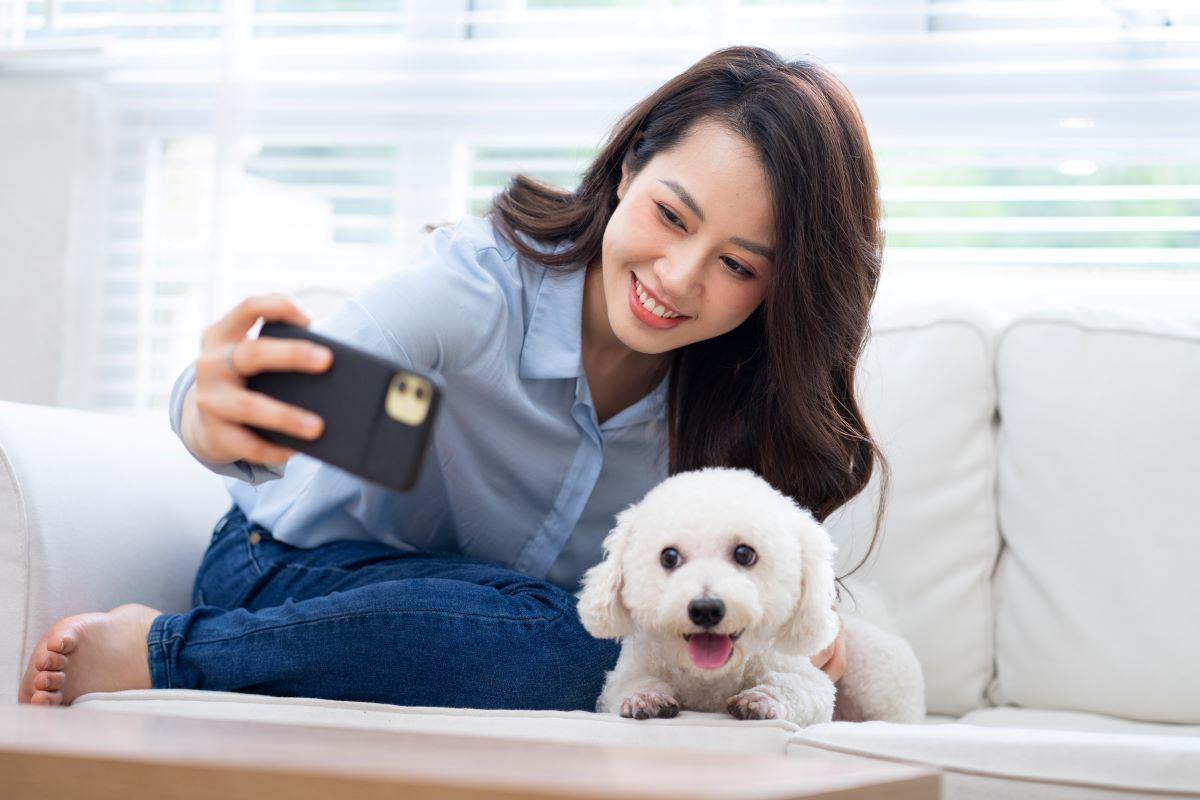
[{"x1": 146, "y1": 503, "x2": 621, "y2": 711}]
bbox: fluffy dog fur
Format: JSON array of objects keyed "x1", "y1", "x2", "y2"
[{"x1": 575, "y1": 466, "x2": 925, "y2": 726}]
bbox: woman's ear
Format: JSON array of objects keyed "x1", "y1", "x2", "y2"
[
  {"x1": 617, "y1": 161, "x2": 632, "y2": 201},
  {"x1": 575, "y1": 506, "x2": 636, "y2": 640},
  {"x1": 776, "y1": 509, "x2": 840, "y2": 657}
]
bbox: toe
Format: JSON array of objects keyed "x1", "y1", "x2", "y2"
[
  {"x1": 35, "y1": 650, "x2": 68, "y2": 672},
  {"x1": 30, "y1": 690, "x2": 63, "y2": 706},
  {"x1": 34, "y1": 671, "x2": 65, "y2": 692},
  {"x1": 49, "y1": 631, "x2": 78, "y2": 655},
  {"x1": 18, "y1": 647, "x2": 54, "y2": 704}
]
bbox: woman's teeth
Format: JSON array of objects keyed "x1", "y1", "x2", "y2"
[{"x1": 635, "y1": 278, "x2": 682, "y2": 319}]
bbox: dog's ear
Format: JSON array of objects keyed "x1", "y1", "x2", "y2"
[
  {"x1": 776, "y1": 509, "x2": 840, "y2": 656},
  {"x1": 575, "y1": 507, "x2": 636, "y2": 640}
]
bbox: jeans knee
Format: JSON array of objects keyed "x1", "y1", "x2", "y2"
[{"x1": 536, "y1": 605, "x2": 621, "y2": 712}]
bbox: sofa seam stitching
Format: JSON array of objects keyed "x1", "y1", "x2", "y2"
[
  {"x1": 998, "y1": 316, "x2": 1200, "y2": 349},
  {"x1": 981, "y1": 318, "x2": 1000, "y2": 713}
]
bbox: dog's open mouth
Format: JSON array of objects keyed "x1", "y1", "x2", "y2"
[{"x1": 682, "y1": 630, "x2": 743, "y2": 670}]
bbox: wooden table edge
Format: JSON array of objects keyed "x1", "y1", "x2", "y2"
[{"x1": 0, "y1": 703, "x2": 942, "y2": 800}]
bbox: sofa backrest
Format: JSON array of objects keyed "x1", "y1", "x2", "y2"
[
  {"x1": 828, "y1": 293, "x2": 1200, "y2": 724},
  {"x1": 989, "y1": 303, "x2": 1200, "y2": 724},
  {"x1": 826, "y1": 299, "x2": 1004, "y2": 717}
]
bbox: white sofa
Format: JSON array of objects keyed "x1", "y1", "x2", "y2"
[{"x1": 2, "y1": 292, "x2": 1198, "y2": 799}]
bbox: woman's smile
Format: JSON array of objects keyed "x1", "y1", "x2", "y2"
[{"x1": 628, "y1": 272, "x2": 689, "y2": 330}]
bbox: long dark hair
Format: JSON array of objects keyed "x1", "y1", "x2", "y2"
[{"x1": 464, "y1": 45, "x2": 891, "y2": 589}]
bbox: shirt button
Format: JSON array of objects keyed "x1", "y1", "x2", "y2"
[{"x1": 249, "y1": 532, "x2": 262, "y2": 545}]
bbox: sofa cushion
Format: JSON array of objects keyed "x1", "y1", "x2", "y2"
[
  {"x1": 991, "y1": 304, "x2": 1200, "y2": 723},
  {"x1": 75, "y1": 688, "x2": 802, "y2": 755},
  {"x1": 824, "y1": 299, "x2": 1003, "y2": 717},
  {"x1": 789, "y1": 709, "x2": 1200, "y2": 798}
]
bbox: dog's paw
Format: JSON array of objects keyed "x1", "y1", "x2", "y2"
[
  {"x1": 726, "y1": 689, "x2": 786, "y2": 721},
  {"x1": 619, "y1": 690, "x2": 680, "y2": 720}
]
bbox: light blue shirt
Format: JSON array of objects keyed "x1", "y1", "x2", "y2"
[{"x1": 168, "y1": 215, "x2": 669, "y2": 594}]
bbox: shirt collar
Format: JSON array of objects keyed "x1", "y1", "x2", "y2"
[
  {"x1": 519, "y1": 238, "x2": 584, "y2": 381},
  {"x1": 518, "y1": 238, "x2": 669, "y2": 428}
]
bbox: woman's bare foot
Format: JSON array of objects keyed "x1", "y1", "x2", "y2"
[{"x1": 17, "y1": 604, "x2": 162, "y2": 706}]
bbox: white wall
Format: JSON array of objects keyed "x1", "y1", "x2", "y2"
[{"x1": 0, "y1": 78, "x2": 102, "y2": 407}]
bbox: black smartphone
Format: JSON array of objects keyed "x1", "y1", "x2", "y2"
[{"x1": 244, "y1": 321, "x2": 445, "y2": 493}]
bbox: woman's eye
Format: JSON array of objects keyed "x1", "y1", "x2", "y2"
[
  {"x1": 722, "y1": 257, "x2": 752, "y2": 278},
  {"x1": 656, "y1": 203, "x2": 684, "y2": 229},
  {"x1": 657, "y1": 203, "x2": 753, "y2": 279},
  {"x1": 733, "y1": 544, "x2": 757, "y2": 567},
  {"x1": 661, "y1": 547, "x2": 681, "y2": 570}
]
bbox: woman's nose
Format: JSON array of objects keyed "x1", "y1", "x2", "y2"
[{"x1": 653, "y1": 255, "x2": 704, "y2": 304}]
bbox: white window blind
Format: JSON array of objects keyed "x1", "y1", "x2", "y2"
[{"x1": 0, "y1": 0, "x2": 1196, "y2": 415}]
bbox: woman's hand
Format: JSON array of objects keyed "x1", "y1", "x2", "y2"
[
  {"x1": 810, "y1": 608, "x2": 846, "y2": 683},
  {"x1": 180, "y1": 294, "x2": 333, "y2": 467}
]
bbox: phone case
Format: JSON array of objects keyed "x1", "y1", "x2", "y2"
[{"x1": 245, "y1": 321, "x2": 445, "y2": 493}]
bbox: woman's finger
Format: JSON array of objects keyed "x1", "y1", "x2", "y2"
[
  {"x1": 231, "y1": 336, "x2": 333, "y2": 378},
  {"x1": 202, "y1": 295, "x2": 311, "y2": 350},
  {"x1": 194, "y1": 337, "x2": 332, "y2": 387},
  {"x1": 195, "y1": 385, "x2": 325, "y2": 443},
  {"x1": 203, "y1": 423, "x2": 298, "y2": 467}
]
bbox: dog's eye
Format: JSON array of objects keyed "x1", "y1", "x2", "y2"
[
  {"x1": 660, "y1": 547, "x2": 681, "y2": 570},
  {"x1": 733, "y1": 544, "x2": 757, "y2": 567}
]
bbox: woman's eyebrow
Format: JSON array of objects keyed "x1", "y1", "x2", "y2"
[{"x1": 658, "y1": 178, "x2": 775, "y2": 262}]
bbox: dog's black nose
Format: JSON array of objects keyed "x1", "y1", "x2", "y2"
[{"x1": 687, "y1": 597, "x2": 725, "y2": 628}]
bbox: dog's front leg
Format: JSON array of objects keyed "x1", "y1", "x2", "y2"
[
  {"x1": 595, "y1": 646, "x2": 679, "y2": 719},
  {"x1": 727, "y1": 653, "x2": 835, "y2": 726}
]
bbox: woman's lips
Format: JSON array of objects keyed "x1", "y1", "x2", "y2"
[{"x1": 629, "y1": 272, "x2": 688, "y2": 329}]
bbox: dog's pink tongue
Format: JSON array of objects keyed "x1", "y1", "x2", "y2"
[{"x1": 688, "y1": 633, "x2": 733, "y2": 669}]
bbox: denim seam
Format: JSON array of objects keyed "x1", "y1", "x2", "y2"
[
  {"x1": 177, "y1": 607, "x2": 566, "y2": 648},
  {"x1": 162, "y1": 636, "x2": 175, "y2": 689},
  {"x1": 280, "y1": 562, "x2": 353, "y2": 575},
  {"x1": 248, "y1": 553, "x2": 355, "y2": 578},
  {"x1": 245, "y1": 531, "x2": 266, "y2": 575},
  {"x1": 150, "y1": 633, "x2": 177, "y2": 689}
]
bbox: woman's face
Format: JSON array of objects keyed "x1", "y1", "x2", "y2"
[{"x1": 600, "y1": 120, "x2": 776, "y2": 355}]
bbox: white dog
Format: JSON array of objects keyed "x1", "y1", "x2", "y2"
[{"x1": 576, "y1": 466, "x2": 925, "y2": 726}]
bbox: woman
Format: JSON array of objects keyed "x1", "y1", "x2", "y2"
[{"x1": 19, "y1": 45, "x2": 890, "y2": 709}]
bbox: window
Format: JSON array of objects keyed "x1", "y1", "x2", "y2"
[{"x1": 1, "y1": 0, "x2": 1196, "y2": 414}]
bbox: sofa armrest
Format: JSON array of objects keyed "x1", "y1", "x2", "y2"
[{"x1": 0, "y1": 400, "x2": 231, "y2": 701}]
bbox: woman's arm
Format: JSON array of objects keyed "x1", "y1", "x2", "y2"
[{"x1": 810, "y1": 608, "x2": 846, "y2": 683}]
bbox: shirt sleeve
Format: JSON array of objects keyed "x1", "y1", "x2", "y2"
[
  {"x1": 350, "y1": 218, "x2": 514, "y2": 375},
  {"x1": 166, "y1": 217, "x2": 515, "y2": 484}
]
